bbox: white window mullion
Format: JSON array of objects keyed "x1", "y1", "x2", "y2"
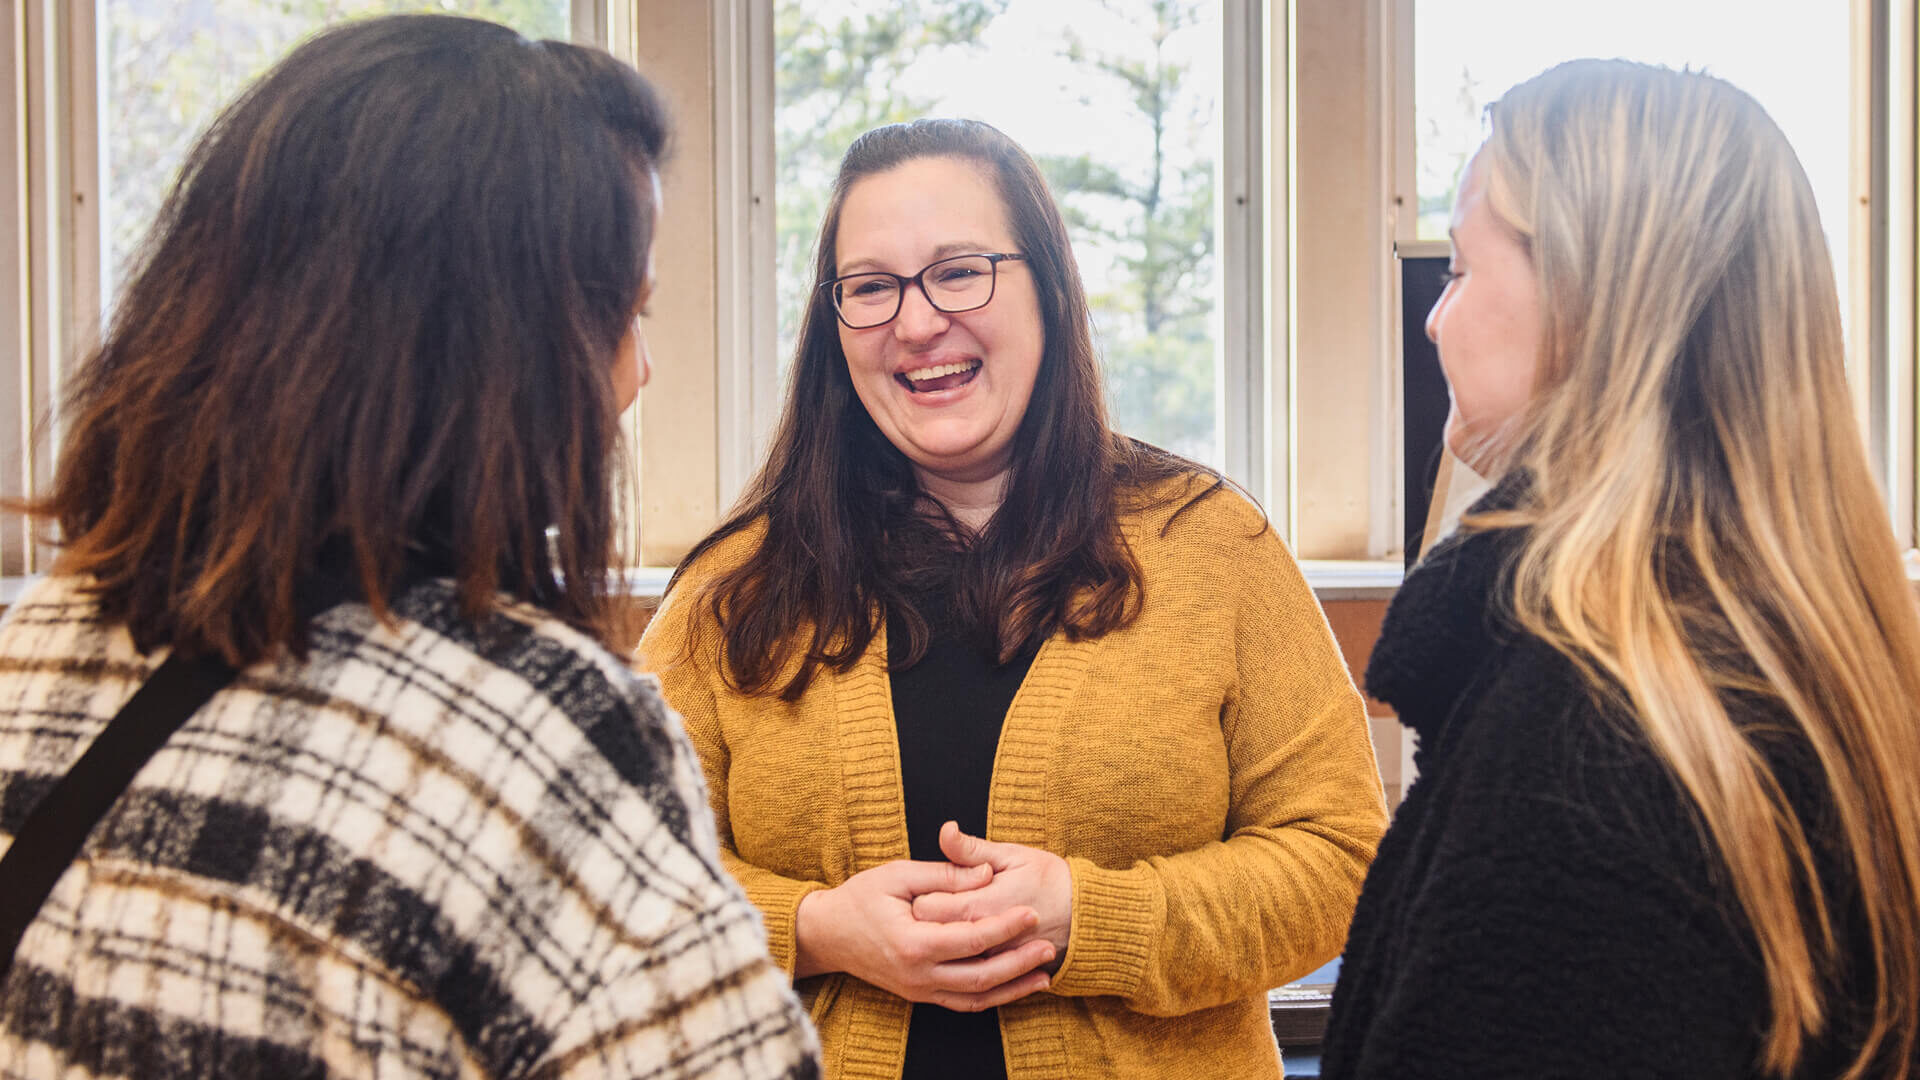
[
  {"x1": 1885, "y1": 0, "x2": 1915, "y2": 551},
  {"x1": 1221, "y1": 0, "x2": 1265, "y2": 504},
  {"x1": 713, "y1": 0, "x2": 776, "y2": 513},
  {"x1": 573, "y1": 0, "x2": 608, "y2": 47},
  {"x1": 8, "y1": 0, "x2": 97, "y2": 577}
]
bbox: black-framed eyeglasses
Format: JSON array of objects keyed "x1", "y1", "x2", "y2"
[{"x1": 820, "y1": 253, "x2": 1026, "y2": 330}]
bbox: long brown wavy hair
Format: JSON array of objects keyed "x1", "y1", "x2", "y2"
[
  {"x1": 1470, "y1": 60, "x2": 1920, "y2": 1077},
  {"x1": 17, "y1": 15, "x2": 670, "y2": 666},
  {"x1": 670, "y1": 119, "x2": 1220, "y2": 699}
]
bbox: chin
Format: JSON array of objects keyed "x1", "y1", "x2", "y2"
[
  {"x1": 897, "y1": 424, "x2": 995, "y2": 464},
  {"x1": 907, "y1": 446, "x2": 1006, "y2": 481}
]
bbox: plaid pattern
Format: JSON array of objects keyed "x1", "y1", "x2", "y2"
[{"x1": 0, "y1": 576, "x2": 820, "y2": 1079}]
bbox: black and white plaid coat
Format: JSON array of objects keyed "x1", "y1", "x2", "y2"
[{"x1": 0, "y1": 576, "x2": 821, "y2": 1079}]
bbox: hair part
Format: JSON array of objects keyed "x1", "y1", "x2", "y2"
[
  {"x1": 19, "y1": 14, "x2": 671, "y2": 665},
  {"x1": 1470, "y1": 59, "x2": 1920, "y2": 1078},
  {"x1": 671, "y1": 118, "x2": 1225, "y2": 699}
]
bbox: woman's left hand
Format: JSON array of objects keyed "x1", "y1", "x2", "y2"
[{"x1": 912, "y1": 821, "x2": 1073, "y2": 970}]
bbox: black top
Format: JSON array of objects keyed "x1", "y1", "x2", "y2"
[
  {"x1": 1321, "y1": 481, "x2": 1886, "y2": 1079},
  {"x1": 888, "y1": 586, "x2": 1036, "y2": 1080}
]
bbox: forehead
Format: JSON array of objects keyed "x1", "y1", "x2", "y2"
[
  {"x1": 1450, "y1": 152, "x2": 1529, "y2": 262},
  {"x1": 835, "y1": 156, "x2": 1015, "y2": 270},
  {"x1": 1450, "y1": 152, "x2": 1492, "y2": 233}
]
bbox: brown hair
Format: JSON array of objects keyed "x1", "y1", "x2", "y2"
[
  {"x1": 671, "y1": 118, "x2": 1222, "y2": 700},
  {"x1": 19, "y1": 14, "x2": 671, "y2": 665}
]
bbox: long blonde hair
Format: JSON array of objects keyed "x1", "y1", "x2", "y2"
[{"x1": 1472, "y1": 60, "x2": 1920, "y2": 1077}]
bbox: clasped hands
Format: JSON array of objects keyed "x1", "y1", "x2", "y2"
[{"x1": 793, "y1": 821, "x2": 1072, "y2": 1012}]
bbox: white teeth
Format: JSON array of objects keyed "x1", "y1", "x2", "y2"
[{"x1": 903, "y1": 360, "x2": 979, "y2": 382}]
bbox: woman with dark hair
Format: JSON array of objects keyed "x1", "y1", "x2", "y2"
[
  {"x1": 640, "y1": 118, "x2": 1386, "y2": 1079},
  {"x1": 0, "y1": 15, "x2": 818, "y2": 1078}
]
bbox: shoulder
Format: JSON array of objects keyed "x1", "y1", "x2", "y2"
[
  {"x1": 674, "y1": 515, "x2": 770, "y2": 586},
  {"x1": 0, "y1": 575, "x2": 119, "y2": 650},
  {"x1": 1123, "y1": 470, "x2": 1276, "y2": 560},
  {"x1": 641, "y1": 516, "x2": 772, "y2": 668},
  {"x1": 654, "y1": 516, "x2": 771, "y2": 621},
  {"x1": 377, "y1": 579, "x2": 663, "y2": 712},
  {"x1": 318, "y1": 581, "x2": 702, "y2": 836},
  {"x1": 0, "y1": 576, "x2": 162, "y2": 708},
  {"x1": 1113, "y1": 471, "x2": 1334, "y2": 641}
]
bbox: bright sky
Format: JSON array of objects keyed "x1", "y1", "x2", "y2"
[
  {"x1": 1415, "y1": 0, "x2": 1852, "y2": 292},
  {"x1": 895, "y1": 0, "x2": 1223, "y2": 169},
  {"x1": 839, "y1": 0, "x2": 1853, "y2": 299},
  {"x1": 859, "y1": 0, "x2": 1223, "y2": 330}
]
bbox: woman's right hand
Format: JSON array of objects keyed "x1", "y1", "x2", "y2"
[{"x1": 793, "y1": 859, "x2": 1056, "y2": 1010}]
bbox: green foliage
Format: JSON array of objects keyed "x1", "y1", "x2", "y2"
[
  {"x1": 1036, "y1": 0, "x2": 1216, "y2": 460},
  {"x1": 102, "y1": 0, "x2": 567, "y2": 291},
  {"x1": 106, "y1": 0, "x2": 1225, "y2": 466},
  {"x1": 773, "y1": 0, "x2": 1219, "y2": 463},
  {"x1": 772, "y1": 0, "x2": 1008, "y2": 358}
]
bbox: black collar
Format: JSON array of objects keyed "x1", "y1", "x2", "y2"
[{"x1": 1365, "y1": 475, "x2": 1529, "y2": 744}]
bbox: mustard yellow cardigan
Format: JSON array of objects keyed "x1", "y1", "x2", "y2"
[{"x1": 639, "y1": 480, "x2": 1387, "y2": 1079}]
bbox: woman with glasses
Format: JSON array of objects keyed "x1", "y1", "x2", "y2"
[
  {"x1": 640, "y1": 117, "x2": 1387, "y2": 1079},
  {"x1": 1322, "y1": 60, "x2": 1920, "y2": 1079}
]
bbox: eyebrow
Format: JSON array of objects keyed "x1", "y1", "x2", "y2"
[{"x1": 837, "y1": 240, "x2": 999, "y2": 276}]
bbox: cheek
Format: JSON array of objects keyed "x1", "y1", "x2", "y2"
[
  {"x1": 1432, "y1": 296, "x2": 1493, "y2": 415},
  {"x1": 1440, "y1": 321, "x2": 1536, "y2": 425},
  {"x1": 839, "y1": 327, "x2": 880, "y2": 375}
]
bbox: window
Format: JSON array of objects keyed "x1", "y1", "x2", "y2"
[
  {"x1": 3, "y1": 3, "x2": 586, "y2": 579},
  {"x1": 100, "y1": 1, "x2": 573, "y2": 310},
  {"x1": 6, "y1": 1, "x2": 1914, "y2": 583},
  {"x1": 773, "y1": 0, "x2": 1229, "y2": 469},
  {"x1": 1409, "y1": 0, "x2": 1853, "y2": 376},
  {"x1": 1403, "y1": 0, "x2": 1916, "y2": 551}
]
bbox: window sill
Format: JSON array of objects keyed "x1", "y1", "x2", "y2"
[
  {"x1": 13, "y1": 552, "x2": 1919, "y2": 612},
  {"x1": 0, "y1": 563, "x2": 1404, "y2": 609},
  {"x1": 621, "y1": 561, "x2": 1407, "y2": 604}
]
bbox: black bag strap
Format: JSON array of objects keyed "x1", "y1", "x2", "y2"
[{"x1": 0, "y1": 652, "x2": 237, "y2": 980}]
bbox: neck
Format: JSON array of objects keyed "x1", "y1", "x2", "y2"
[{"x1": 915, "y1": 467, "x2": 1010, "y2": 533}]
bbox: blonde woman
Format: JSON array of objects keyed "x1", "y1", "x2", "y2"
[{"x1": 1324, "y1": 60, "x2": 1920, "y2": 1079}]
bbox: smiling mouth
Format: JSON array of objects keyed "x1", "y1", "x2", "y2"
[{"x1": 897, "y1": 359, "x2": 982, "y2": 394}]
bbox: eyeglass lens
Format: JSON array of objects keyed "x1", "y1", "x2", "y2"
[{"x1": 834, "y1": 254, "x2": 998, "y2": 328}]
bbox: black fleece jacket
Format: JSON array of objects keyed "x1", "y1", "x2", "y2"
[{"x1": 1320, "y1": 494, "x2": 1887, "y2": 1079}]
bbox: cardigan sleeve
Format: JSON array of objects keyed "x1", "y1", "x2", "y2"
[
  {"x1": 1048, "y1": 515, "x2": 1390, "y2": 1014},
  {"x1": 638, "y1": 578, "x2": 828, "y2": 979}
]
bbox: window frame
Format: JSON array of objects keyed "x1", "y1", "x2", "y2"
[
  {"x1": 4, "y1": 0, "x2": 98, "y2": 578},
  {"x1": 2, "y1": 2, "x2": 618, "y2": 579},
  {"x1": 1882, "y1": 0, "x2": 1917, "y2": 552},
  {"x1": 5, "y1": 1, "x2": 1914, "y2": 583}
]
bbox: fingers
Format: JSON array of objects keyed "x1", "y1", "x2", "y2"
[
  {"x1": 877, "y1": 857, "x2": 992, "y2": 898},
  {"x1": 911, "y1": 887, "x2": 982, "y2": 923},
  {"x1": 929, "y1": 936, "x2": 1054, "y2": 992},
  {"x1": 914, "y1": 903, "x2": 1038, "y2": 962},
  {"x1": 924, "y1": 957, "x2": 1054, "y2": 1012},
  {"x1": 938, "y1": 820, "x2": 1000, "y2": 868}
]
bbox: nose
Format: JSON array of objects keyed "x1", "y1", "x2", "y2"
[
  {"x1": 892, "y1": 279, "x2": 950, "y2": 342},
  {"x1": 1425, "y1": 293, "x2": 1445, "y2": 345}
]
